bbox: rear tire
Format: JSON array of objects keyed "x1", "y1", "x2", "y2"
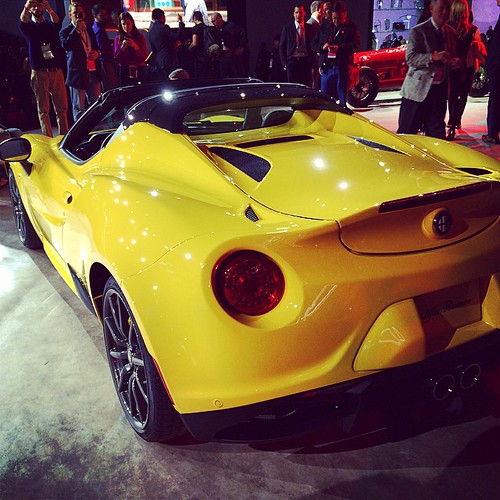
[
  {"x1": 102, "y1": 276, "x2": 185, "y2": 442},
  {"x1": 8, "y1": 167, "x2": 42, "y2": 249},
  {"x1": 348, "y1": 67, "x2": 379, "y2": 108}
]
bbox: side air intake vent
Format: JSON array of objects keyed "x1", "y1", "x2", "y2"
[
  {"x1": 245, "y1": 206, "x2": 259, "y2": 222},
  {"x1": 210, "y1": 147, "x2": 271, "y2": 182},
  {"x1": 348, "y1": 136, "x2": 404, "y2": 155},
  {"x1": 236, "y1": 135, "x2": 313, "y2": 149},
  {"x1": 456, "y1": 167, "x2": 493, "y2": 176}
]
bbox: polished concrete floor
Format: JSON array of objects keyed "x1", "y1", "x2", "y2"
[{"x1": 1, "y1": 93, "x2": 500, "y2": 499}]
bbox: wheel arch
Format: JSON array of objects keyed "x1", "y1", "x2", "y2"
[{"x1": 88, "y1": 262, "x2": 114, "y2": 320}]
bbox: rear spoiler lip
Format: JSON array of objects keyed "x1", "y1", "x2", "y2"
[{"x1": 379, "y1": 182, "x2": 492, "y2": 213}]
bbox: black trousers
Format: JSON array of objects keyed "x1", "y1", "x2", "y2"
[
  {"x1": 398, "y1": 80, "x2": 448, "y2": 139},
  {"x1": 448, "y1": 67, "x2": 475, "y2": 127},
  {"x1": 487, "y1": 70, "x2": 500, "y2": 138},
  {"x1": 286, "y1": 57, "x2": 312, "y2": 87}
]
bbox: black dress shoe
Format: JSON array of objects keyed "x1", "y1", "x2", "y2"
[
  {"x1": 481, "y1": 134, "x2": 500, "y2": 144},
  {"x1": 446, "y1": 126, "x2": 456, "y2": 141}
]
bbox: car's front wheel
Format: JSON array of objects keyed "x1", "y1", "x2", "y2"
[
  {"x1": 102, "y1": 276, "x2": 185, "y2": 442},
  {"x1": 347, "y1": 67, "x2": 379, "y2": 108},
  {"x1": 8, "y1": 167, "x2": 42, "y2": 249}
]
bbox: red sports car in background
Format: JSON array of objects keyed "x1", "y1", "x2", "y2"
[{"x1": 347, "y1": 45, "x2": 489, "y2": 108}]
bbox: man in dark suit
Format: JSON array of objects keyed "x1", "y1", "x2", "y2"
[
  {"x1": 60, "y1": 1, "x2": 101, "y2": 121},
  {"x1": 306, "y1": 1, "x2": 324, "y2": 38},
  {"x1": 307, "y1": 1, "x2": 324, "y2": 89},
  {"x1": 280, "y1": 4, "x2": 315, "y2": 86},
  {"x1": 313, "y1": 1, "x2": 360, "y2": 106},
  {"x1": 397, "y1": 0, "x2": 459, "y2": 139},
  {"x1": 148, "y1": 8, "x2": 176, "y2": 81},
  {"x1": 482, "y1": 0, "x2": 500, "y2": 144}
]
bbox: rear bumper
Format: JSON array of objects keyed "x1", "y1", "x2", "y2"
[{"x1": 180, "y1": 329, "x2": 500, "y2": 442}]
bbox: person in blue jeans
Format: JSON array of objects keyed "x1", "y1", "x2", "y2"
[{"x1": 313, "y1": 1, "x2": 360, "y2": 107}]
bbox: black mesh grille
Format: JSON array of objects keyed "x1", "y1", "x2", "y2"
[
  {"x1": 210, "y1": 147, "x2": 271, "y2": 182},
  {"x1": 245, "y1": 206, "x2": 259, "y2": 222}
]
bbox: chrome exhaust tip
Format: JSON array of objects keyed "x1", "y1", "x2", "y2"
[
  {"x1": 431, "y1": 374, "x2": 456, "y2": 401},
  {"x1": 459, "y1": 363, "x2": 481, "y2": 390}
]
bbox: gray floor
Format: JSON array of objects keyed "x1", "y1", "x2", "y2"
[{"x1": 1, "y1": 93, "x2": 500, "y2": 499}]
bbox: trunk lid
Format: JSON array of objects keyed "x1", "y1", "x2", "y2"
[{"x1": 208, "y1": 133, "x2": 500, "y2": 254}]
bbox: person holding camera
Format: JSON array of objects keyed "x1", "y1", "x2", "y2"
[
  {"x1": 60, "y1": 1, "x2": 101, "y2": 121},
  {"x1": 91, "y1": 3, "x2": 119, "y2": 91},
  {"x1": 114, "y1": 11, "x2": 148, "y2": 86},
  {"x1": 19, "y1": 0, "x2": 68, "y2": 137}
]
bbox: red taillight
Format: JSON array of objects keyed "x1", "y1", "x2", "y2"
[{"x1": 213, "y1": 251, "x2": 285, "y2": 316}]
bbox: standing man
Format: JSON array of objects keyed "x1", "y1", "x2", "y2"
[
  {"x1": 269, "y1": 33, "x2": 287, "y2": 82},
  {"x1": 60, "y1": 1, "x2": 101, "y2": 122},
  {"x1": 280, "y1": 4, "x2": 315, "y2": 86},
  {"x1": 148, "y1": 8, "x2": 176, "y2": 81},
  {"x1": 482, "y1": 0, "x2": 500, "y2": 144},
  {"x1": 91, "y1": 3, "x2": 118, "y2": 91},
  {"x1": 19, "y1": 0, "x2": 68, "y2": 137},
  {"x1": 313, "y1": 1, "x2": 360, "y2": 106},
  {"x1": 307, "y1": 1, "x2": 324, "y2": 89},
  {"x1": 397, "y1": 0, "x2": 458, "y2": 139},
  {"x1": 307, "y1": 1, "x2": 324, "y2": 37},
  {"x1": 210, "y1": 12, "x2": 249, "y2": 78}
]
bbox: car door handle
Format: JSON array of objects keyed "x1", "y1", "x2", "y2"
[{"x1": 63, "y1": 191, "x2": 73, "y2": 204}]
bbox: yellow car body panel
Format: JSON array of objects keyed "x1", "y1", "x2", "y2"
[{"x1": 124, "y1": 217, "x2": 500, "y2": 414}]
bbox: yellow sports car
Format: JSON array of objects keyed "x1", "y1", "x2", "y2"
[{"x1": 1, "y1": 81, "x2": 500, "y2": 443}]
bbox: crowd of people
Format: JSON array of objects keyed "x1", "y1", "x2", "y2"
[
  {"x1": 0, "y1": 0, "x2": 499, "y2": 147},
  {"x1": 397, "y1": 0, "x2": 499, "y2": 143},
  {"x1": 3, "y1": 0, "x2": 251, "y2": 136}
]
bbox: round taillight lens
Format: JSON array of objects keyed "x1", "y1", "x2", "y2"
[{"x1": 213, "y1": 251, "x2": 285, "y2": 316}]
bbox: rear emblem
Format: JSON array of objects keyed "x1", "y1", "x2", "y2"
[{"x1": 432, "y1": 210, "x2": 453, "y2": 236}]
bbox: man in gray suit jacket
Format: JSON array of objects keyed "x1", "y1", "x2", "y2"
[{"x1": 397, "y1": 0, "x2": 458, "y2": 139}]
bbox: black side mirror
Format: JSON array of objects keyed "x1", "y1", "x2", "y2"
[{"x1": 0, "y1": 137, "x2": 32, "y2": 162}]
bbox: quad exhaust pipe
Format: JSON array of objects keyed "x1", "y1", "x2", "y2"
[{"x1": 429, "y1": 363, "x2": 481, "y2": 401}]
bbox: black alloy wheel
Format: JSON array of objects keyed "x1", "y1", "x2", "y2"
[
  {"x1": 102, "y1": 276, "x2": 185, "y2": 442},
  {"x1": 347, "y1": 67, "x2": 380, "y2": 108},
  {"x1": 8, "y1": 168, "x2": 42, "y2": 249}
]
